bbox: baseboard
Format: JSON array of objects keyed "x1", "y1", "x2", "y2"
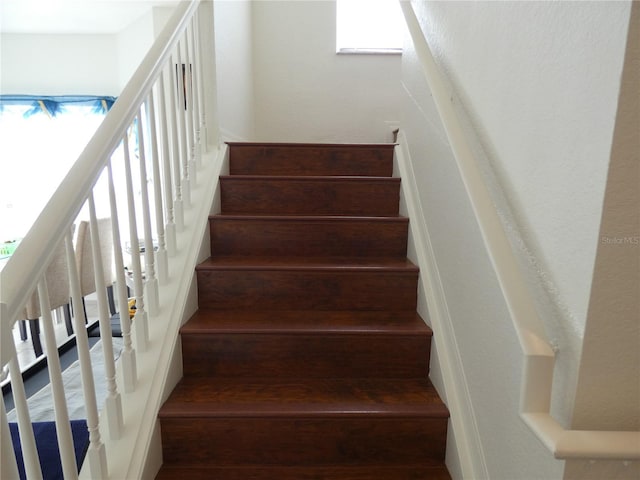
[{"x1": 394, "y1": 131, "x2": 488, "y2": 480}]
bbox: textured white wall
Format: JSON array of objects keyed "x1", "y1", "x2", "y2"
[
  {"x1": 0, "y1": 33, "x2": 120, "y2": 95},
  {"x1": 252, "y1": 0, "x2": 402, "y2": 143},
  {"x1": 213, "y1": 0, "x2": 255, "y2": 141},
  {"x1": 400, "y1": 1, "x2": 632, "y2": 479},
  {"x1": 412, "y1": 0, "x2": 629, "y2": 341},
  {"x1": 565, "y1": 5, "x2": 640, "y2": 479}
]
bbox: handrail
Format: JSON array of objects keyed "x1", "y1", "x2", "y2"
[
  {"x1": 399, "y1": 0, "x2": 640, "y2": 461},
  {"x1": 1, "y1": 1, "x2": 220, "y2": 478},
  {"x1": 0, "y1": 0, "x2": 197, "y2": 335}
]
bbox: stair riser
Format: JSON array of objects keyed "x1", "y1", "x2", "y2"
[
  {"x1": 196, "y1": 270, "x2": 418, "y2": 311},
  {"x1": 229, "y1": 145, "x2": 394, "y2": 177},
  {"x1": 220, "y1": 177, "x2": 401, "y2": 216},
  {"x1": 160, "y1": 417, "x2": 447, "y2": 466},
  {"x1": 156, "y1": 465, "x2": 452, "y2": 480},
  {"x1": 210, "y1": 218, "x2": 409, "y2": 257},
  {"x1": 181, "y1": 333, "x2": 430, "y2": 378}
]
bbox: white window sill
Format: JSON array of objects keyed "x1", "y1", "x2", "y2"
[{"x1": 337, "y1": 48, "x2": 402, "y2": 56}]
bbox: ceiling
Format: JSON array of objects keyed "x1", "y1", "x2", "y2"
[{"x1": 0, "y1": 0, "x2": 178, "y2": 34}]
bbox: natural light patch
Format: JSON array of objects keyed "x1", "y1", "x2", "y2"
[{"x1": 336, "y1": 0, "x2": 404, "y2": 53}]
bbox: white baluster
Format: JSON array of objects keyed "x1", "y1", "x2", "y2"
[
  {"x1": 37, "y1": 274, "x2": 77, "y2": 479},
  {"x1": 7, "y1": 347, "x2": 42, "y2": 479},
  {"x1": 184, "y1": 25, "x2": 197, "y2": 186},
  {"x1": 135, "y1": 108, "x2": 160, "y2": 316},
  {"x1": 169, "y1": 53, "x2": 185, "y2": 231},
  {"x1": 148, "y1": 89, "x2": 169, "y2": 285},
  {"x1": 122, "y1": 131, "x2": 149, "y2": 352},
  {"x1": 159, "y1": 69, "x2": 177, "y2": 256},
  {"x1": 193, "y1": 7, "x2": 208, "y2": 151},
  {"x1": 106, "y1": 160, "x2": 137, "y2": 392},
  {"x1": 176, "y1": 41, "x2": 191, "y2": 207},
  {"x1": 88, "y1": 193, "x2": 124, "y2": 440},
  {"x1": 1, "y1": 389, "x2": 21, "y2": 479},
  {"x1": 64, "y1": 231, "x2": 108, "y2": 478},
  {"x1": 189, "y1": 16, "x2": 202, "y2": 164}
]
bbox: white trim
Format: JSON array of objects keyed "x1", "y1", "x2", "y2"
[{"x1": 394, "y1": 133, "x2": 489, "y2": 480}]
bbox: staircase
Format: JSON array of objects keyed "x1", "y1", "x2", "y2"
[{"x1": 156, "y1": 143, "x2": 451, "y2": 479}]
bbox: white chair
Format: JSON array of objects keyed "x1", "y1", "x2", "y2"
[
  {"x1": 20, "y1": 237, "x2": 73, "y2": 357},
  {"x1": 75, "y1": 218, "x2": 117, "y2": 319}
]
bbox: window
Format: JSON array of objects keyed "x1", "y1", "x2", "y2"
[
  {"x1": 0, "y1": 96, "x2": 114, "y2": 241},
  {"x1": 336, "y1": 0, "x2": 405, "y2": 54}
]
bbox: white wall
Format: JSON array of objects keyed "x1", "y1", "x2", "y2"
[
  {"x1": 252, "y1": 0, "x2": 402, "y2": 143},
  {"x1": 0, "y1": 33, "x2": 120, "y2": 95},
  {"x1": 412, "y1": 0, "x2": 629, "y2": 344},
  {"x1": 213, "y1": 0, "x2": 255, "y2": 141},
  {"x1": 400, "y1": 1, "x2": 632, "y2": 479},
  {"x1": 116, "y1": 10, "x2": 155, "y2": 89},
  {"x1": 565, "y1": 5, "x2": 640, "y2": 479}
]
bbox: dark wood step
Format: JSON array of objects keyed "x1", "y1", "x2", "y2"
[
  {"x1": 159, "y1": 378, "x2": 447, "y2": 466},
  {"x1": 220, "y1": 175, "x2": 401, "y2": 216},
  {"x1": 196, "y1": 257, "x2": 419, "y2": 311},
  {"x1": 156, "y1": 465, "x2": 452, "y2": 480},
  {"x1": 210, "y1": 215, "x2": 408, "y2": 257},
  {"x1": 228, "y1": 143, "x2": 395, "y2": 177},
  {"x1": 180, "y1": 311, "x2": 431, "y2": 378}
]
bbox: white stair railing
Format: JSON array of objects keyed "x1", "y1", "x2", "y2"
[
  {"x1": 0, "y1": 1, "x2": 221, "y2": 478},
  {"x1": 399, "y1": 0, "x2": 640, "y2": 463}
]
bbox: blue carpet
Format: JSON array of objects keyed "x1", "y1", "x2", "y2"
[{"x1": 9, "y1": 420, "x2": 89, "y2": 480}]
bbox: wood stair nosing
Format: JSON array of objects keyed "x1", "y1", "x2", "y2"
[{"x1": 159, "y1": 377, "x2": 449, "y2": 418}]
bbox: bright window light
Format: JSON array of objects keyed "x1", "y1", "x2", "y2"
[{"x1": 336, "y1": 0, "x2": 404, "y2": 53}]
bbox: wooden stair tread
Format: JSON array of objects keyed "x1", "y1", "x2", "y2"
[
  {"x1": 182, "y1": 310, "x2": 431, "y2": 335},
  {"x1": 156, "y1": 464, "x2": 452, "y2": 480},
  {"x1": 159, "y1": 377, "x2": 449, "y2": 418},
  {"x1": 220, "y1": 174, "x2": 401, "y2": 182},
  {"x1": 197, "y1": 256, "x2": 419, "y2": 272},
  {"x1": 211, "y1": 214, "x2": 407, "y2": 222}
]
